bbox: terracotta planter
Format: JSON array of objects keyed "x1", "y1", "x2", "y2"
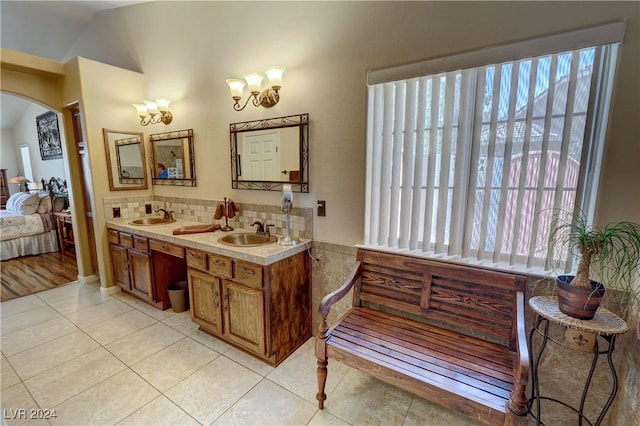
[{"x1": 556, "y1": 275, "x2": 605, "y2": 320}]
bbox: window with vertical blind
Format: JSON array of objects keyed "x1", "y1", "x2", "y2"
[{"x1": 364, "y1": 22, "x2": 624, "y2": 274}]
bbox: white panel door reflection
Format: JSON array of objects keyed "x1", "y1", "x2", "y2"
[{"x1": 241, "y1": 129, "x2": 280, "y2": 180}]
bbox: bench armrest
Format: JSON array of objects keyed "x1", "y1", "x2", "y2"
[
  {"x1": 319, "y1": 261, "x2": 362, "y2": 319},
  {"x1": 514, "y1": 291, "x2": 529, "y2": 384},
  {"x1": 509, "y1": 290, "x2": 530, "y2": 415}
]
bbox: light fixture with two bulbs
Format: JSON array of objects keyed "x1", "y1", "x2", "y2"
[
  {"x1": 226, "y1": 66, "x2": 285, "y2": 111},
  {"x1": 132, "y1": 99, "x2": 173, "y2": 126}
]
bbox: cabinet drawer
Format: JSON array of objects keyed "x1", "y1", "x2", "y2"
[
  {"x1": 149, "y1": 239, "x2": 185, "y2": 258},
  {"x1": 120, "y1": 233, "x2": 133, "y2": 248},
  {"x1": 107, "y1": 229, "x2": 120, "y2": 244},
  {"x1": 234, "y1": 261, "x2": 263, "y2": 289},
  {"x1": 186, "y1": 248, "x2": 207, "y2": 270},
  {"x1": 208, "y1": 254, "x2": 232, "y2": 278},
  {"x1": 133, "y1": 235, "x2": 149, "y2": 252}
]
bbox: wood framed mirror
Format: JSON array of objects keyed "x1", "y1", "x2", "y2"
[
  {"x1": 230, "y1": 113, "x2": 309, "y2": 192},
  {"x1": 150, "y1": 128, "x2": 196, "y2": 186},
  {"x1": 103, "y1": 129, "x2": 148, "y2": 191}
]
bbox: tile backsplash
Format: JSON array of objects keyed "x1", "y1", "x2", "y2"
[{"x1": 102, "y1": 195, "x2": 313, "y2": 240}]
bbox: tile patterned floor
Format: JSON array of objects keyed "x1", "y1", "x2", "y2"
[{"x1": 1, "y1": 282, "x2": 480, "y2": 425}]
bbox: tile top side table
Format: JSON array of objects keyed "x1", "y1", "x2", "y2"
[{"x1": 528, "y1": 296, "x2": 628, "y2": 426}]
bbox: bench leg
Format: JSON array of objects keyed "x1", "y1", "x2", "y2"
[
  {"x1": 508, "y1": 384, "x2": 528, "y2": 415},
  {"x1": 316, "y1": 358, "x2": 328, "y2": 409}
]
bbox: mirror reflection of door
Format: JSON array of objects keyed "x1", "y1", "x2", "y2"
[{"x1": 241, "y1": 129, "x2": 280, "y2": 180}]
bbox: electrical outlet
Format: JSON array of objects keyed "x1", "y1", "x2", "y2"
[
  {"x1": 145, "y1": 203, "x2": 152, "y2": 214},
  {"x1": 317, "y1": 200, "x2": 326, "y2": 217},
  {"x1": 113, "y1": 207, "x2": 121, "y2": 218}
]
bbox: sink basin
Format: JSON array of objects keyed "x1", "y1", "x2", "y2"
[
  {"x1": 129, "y1": 217, "x2": 175, "y2": 225},
  {"x1": 219, "y1": 233, "x2": 277, "y2": 247}
]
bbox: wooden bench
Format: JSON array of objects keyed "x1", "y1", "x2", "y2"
[{"x1": 315, "y1": 249, "x2": 529, "y2": 425}]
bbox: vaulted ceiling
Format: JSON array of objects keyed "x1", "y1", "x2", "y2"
[{"x1": 1, "y1": 1, "x2": 152, "y2": 129}]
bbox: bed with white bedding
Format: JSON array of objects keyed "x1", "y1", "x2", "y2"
[
  {"x1": 0, "y1": 178, "x2": 68, "y2": 260},
  {"x1": 0, "y1": 209, "x2": 58, "y2": 260}
]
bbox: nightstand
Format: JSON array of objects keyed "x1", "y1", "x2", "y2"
[{"x1": 54, "y1": 211, "x2": 75, "y2": 256}]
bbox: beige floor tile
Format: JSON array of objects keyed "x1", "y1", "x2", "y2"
[
  {"x1": 1, "y1": 356, "x2": 21, "y2": 390},
  {"x1": 165, "y1": 355, "x2": 262, "y2": 425},
  {"x1": 1, "y1": 295, "x2": 46, "y2": 318},
  {"x1": 114, "y1": 293, "x2": 177, "y2": 321},
  {"x1": 24, "y1": 347, "x2": 126, "y2": 408},
  {"x1": 0, "y1": 383, "x2": 45, "y2": 425},
  {"x1": 224, "y1": 346, "x2": 275, "y2": 377},
  {"x1": 131, "y1": 337, "x2": 219, "y2": 392},
  {"x1": 49, "y1": 369, "x2": 160, "y2": 425},
  {"x1": 403, "y1": 396, "x2": 484, "y2": 426},
  {"x1": 1, "y1": 316, "x2": 78, "y2": 357},
  {"x1": 64, "y1": 298, "x2": 134, "y2": 329},
  {"x1": 83, "y1": 309, "x2": 157, "y2": 345},
  {"x1": 189, "y1": 329, "x2": 233, "y2": 354},
  {"x1": 8, "y1": 330, "x2": 100, "y2": 380},
  {"x1": 268, "y1": 338, "x2": 351, "y2": 404},
  {"x1": 307, "y1": 409, "x2": 351, "y2": 426},
  {"x1": 213, "y1": 379, "x2": 317, "y2": 425},
  {"x1": 0, "y1": 305, "x2": 60, "y2": 335},
  {"x1": 105, "y1": 322, "x2": 184, "y2": 365},
  {"x1": 46, "y1": 291, "x2": 111, "y2": 315},
  {"x1": 161, "y1": 310, "x2": 200, "y2": 335},
  {"x1": 117, "y1": 395, "x2": 200, "y2": 426},
  {"x1": 325, "y1": 369, "x2": 413, "y2": 425},
  {"x1": 35, "y1": 282, "x2": 95, "y2": 304}
]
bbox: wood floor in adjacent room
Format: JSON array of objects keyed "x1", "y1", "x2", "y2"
[{"x1": 0, "y1": 251, "x2": 78, "y2": 302}]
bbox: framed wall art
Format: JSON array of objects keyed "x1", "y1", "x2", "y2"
[{"x1": 37, "y1": 111, "x2": 63, "y2": 160}]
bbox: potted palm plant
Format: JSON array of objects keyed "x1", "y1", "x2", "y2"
[{"x1": 548, "y1": 209, "x2": 640, "y2": 320}]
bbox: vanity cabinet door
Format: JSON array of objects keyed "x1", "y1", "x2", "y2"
[
  {"x1": 130, "y1": 250, "x2": 153, "y2": 301},
  {"x1": 110, "y1": 244, "x2": 130, "y2": 290},
  {"x1": 222, "y1": 280, "x2": 265, "y2": 355},
  {"x1": 188, "y1": 268, "x2": 223, "y2": 335}
]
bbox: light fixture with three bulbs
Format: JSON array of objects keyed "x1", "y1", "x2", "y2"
[
  {"x1": 132, "y1": 99, "x2": 172, "y2": 126},
  {"x1": 226, "y1": 66, "x2": 285, "y2": 112}
]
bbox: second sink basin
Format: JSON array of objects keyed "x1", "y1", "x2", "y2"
[
  {"x1": 219, "y1": 233, "x2": 277, "y2": 247},
  {"x1": 130, "y1": 217, "x2": 175, "y2": 225}
]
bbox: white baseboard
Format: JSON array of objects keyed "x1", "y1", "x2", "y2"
[{"x1": 77, "y1": 274, "x2": 100, "y2": 285}]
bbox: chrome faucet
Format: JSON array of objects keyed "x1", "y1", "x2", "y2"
[
  {"x1": 156, "y1": 208, "x2": 175, "y2": 221},
  {"x1": 251, "y1": 221, "x2": 274, "y2": 236}
]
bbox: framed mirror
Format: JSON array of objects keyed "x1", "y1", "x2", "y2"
[
  {"x1": 103, "y1": 129, "x2": 148, "y2": 191},
  {"x1": 230, "y1": 113, "x2": 309, "y2": 192},
  {"x1": 150, "y1": 128, "x2": 196, "y2": 186}
]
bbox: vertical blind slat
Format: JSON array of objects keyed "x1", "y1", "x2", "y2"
[
  {"x1": 510, "y1": 57, "x2": 540, "y2": 265},
  {"x1": 388, "y1": 82, "x2": 405, "y2": 247},
  {"x1": 422, "y1": 75, "x2": 440, "y2": 252},
  {"x1": 435, "y1": 73, "x2": 456, "y2": 252},
  {"x1": 492, "y1": 61, "x2": 521, "y2": 263},
  {"x1": 399, "y1": 79, "x2": 418, "y2": 248},
  {"x1": 410, "y1": 77, "x2": 429, "y2": 250},
  {"x1": 527, "y1": 55, "x2": 559, "y2": 268},
  {"x1": 478, "y1": 65, "x2": 503, "y2": 260}
]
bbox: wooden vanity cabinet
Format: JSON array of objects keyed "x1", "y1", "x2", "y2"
[
  {"x1": 107, "y1": 229, "x2": 154, "y2": 302},
  {"x1": 187, "y1": 248, "x2": 310, "y2": 366}
]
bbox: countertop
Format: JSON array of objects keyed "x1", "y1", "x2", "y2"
[{"x1": 107, "y1": 218, "x2": 311, "y2": 266}]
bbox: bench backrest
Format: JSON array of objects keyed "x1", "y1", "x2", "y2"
[{"x1": 354, "y1": 249, "x2": 527, "y2": 349}]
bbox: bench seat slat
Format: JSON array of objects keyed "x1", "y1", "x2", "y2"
[
  {"x1": 331, "y1": 309, "x2": 514, "y2": 394},
  {"x1": 351, "y1": 308, "x2": 514, "y2": 368},
  {"x1": 327, "y1": 335, "x2": 510, "y2": 413},
  {"x1": 338, "y1": 312, "x2": 514, "y2": 385}
]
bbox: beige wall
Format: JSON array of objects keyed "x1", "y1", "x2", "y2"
[
  {"x1": 65, "y1": 1, "x2": 640, "y2": 247},
  {"x1": 65, "y1": 57, "x2": 148, "y2": 286}
]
